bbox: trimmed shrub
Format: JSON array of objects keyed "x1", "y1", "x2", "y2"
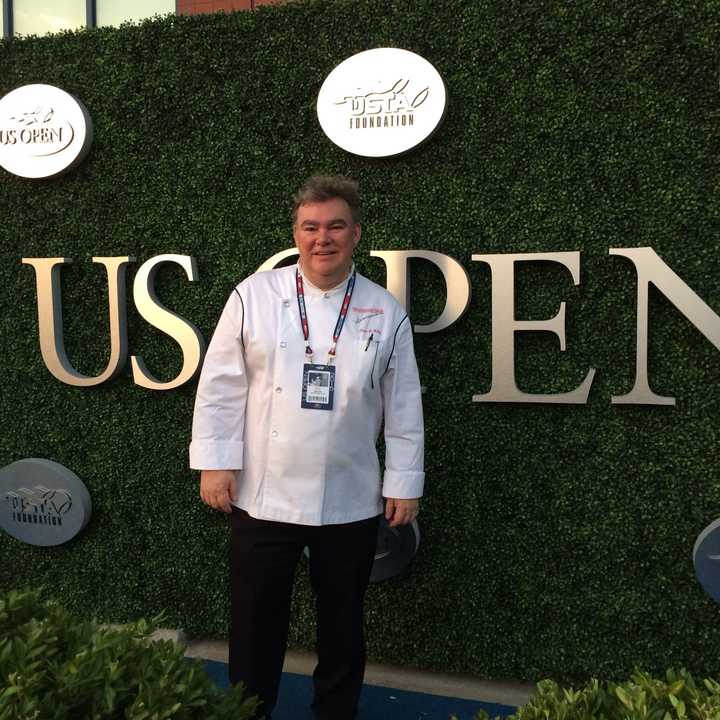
[
  {"x1": 466, "y1": 669, "x2": 720, "y2": 719},
  {"x1": 0, "y1": 590, "x2": 259, "y2": 719}
]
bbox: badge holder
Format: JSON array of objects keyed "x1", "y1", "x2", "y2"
[
  {"x1": 302, "y1": 363, "x2": 336, "y2": 410},
  {"x1": 296, "y1": 268, "x2": 355, "y2": 412}
]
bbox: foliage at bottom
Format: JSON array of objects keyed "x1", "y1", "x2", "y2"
[
  {"x1": 0, "y1": 590, "x2": 259, "y2": 719},
  {"x1": 463, "y1": 669, "x2": 720, "y2": 720}
]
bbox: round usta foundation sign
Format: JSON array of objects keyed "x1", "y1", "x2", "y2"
[
  {"x1": 0, "y1": 458, "x2": 92, "y2": 546},
  {"x1": 0, "y1": 84, "x2": 93, "y2": 179},
  {"x1": 317, "y1": 48, "x2": 447, "y2": 158}
]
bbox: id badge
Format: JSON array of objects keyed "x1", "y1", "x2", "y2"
[{"x1": 301, "y1": 363, "x2": 336, "y2": 411}]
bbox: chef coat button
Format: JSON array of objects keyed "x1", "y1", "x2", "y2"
[
  {"x1": 280, "y1": 341, "x2": 287, "y2": 348},
  {"x1": 275, "y1": 387, "x2": 282, "y2": 393},
  {"x1": 283, "y1": 300, "x2": 290, "y2": 307},
  {"x1": 323, "y1": 293, "x2": 330, "y2": 299},
  {"x1": 271, "y1": 430, "x2": 278, "y2": 438}
]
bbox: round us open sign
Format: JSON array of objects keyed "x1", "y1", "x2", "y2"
[{"x1": 0, "y1": 84, "x2": 93, "y2": 179}]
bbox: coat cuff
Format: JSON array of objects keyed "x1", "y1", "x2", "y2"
[
  {"x1": 382, "y1": 470, "x2": 424, "y2": 499},
  {"x1": 189, "y1": 440, "x2": 244, "y2": 470}
]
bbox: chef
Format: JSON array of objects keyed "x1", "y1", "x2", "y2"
[{"x1": 189, "y1": 175, "x2": 424, "y2": 720}]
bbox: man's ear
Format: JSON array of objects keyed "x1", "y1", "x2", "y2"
[{"x1": 353, "y1": 224, "x2": 362, "y2": 247}]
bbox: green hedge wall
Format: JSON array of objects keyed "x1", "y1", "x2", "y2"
[{"x1": 1, "y1": 0, "x2": 719, "y2": 682}]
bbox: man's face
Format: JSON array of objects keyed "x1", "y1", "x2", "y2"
[{"x1": 293, "y1": 198, "x2": 361, "y2": 288}]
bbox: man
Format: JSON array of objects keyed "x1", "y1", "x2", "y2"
[{"x1": 189, "y1": 175, "x2": 424, "y2": 720}]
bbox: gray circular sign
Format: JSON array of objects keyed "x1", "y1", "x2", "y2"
[
  {"x1": 370, "y1": 518, "x2": 420, "y2": 583},
  {"x1": 303, "y1": 518, "x2": 420, "y2": 582},
  {"x1": 0, "y1": 459, "x2": 92, "y2": 546},
  {"x1": 693, "y1": 518, "x2": 720, "y2": 603}
]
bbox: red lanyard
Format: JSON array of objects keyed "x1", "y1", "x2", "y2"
[{"x1": 295, "y1": 268, "x2": 356, "y2": 364}]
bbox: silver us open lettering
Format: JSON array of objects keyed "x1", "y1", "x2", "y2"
[{"x1": 22, "y1": 247, "x2": 720, "y2": 404}]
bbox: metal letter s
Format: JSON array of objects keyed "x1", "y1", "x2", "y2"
[{"x1": 130, "y1": 254, "x2": 205, "y2": 390}]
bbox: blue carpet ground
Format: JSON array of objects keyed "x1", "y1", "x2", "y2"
[{"x1": 202, "y1": 659, "x2": 516, "y2": 719}]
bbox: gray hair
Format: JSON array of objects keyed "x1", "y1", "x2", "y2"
[{"x1": 292, "y1": 175, "x2": 361, "y2": 223}]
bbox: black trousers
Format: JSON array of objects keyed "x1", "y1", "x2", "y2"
[{"x1": 229, "y1": 507, "x2": 380, "y2": 720}]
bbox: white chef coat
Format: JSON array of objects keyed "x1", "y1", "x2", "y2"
[{"x1": 189, "y1": 264, "x2": 424, "y2": 526}]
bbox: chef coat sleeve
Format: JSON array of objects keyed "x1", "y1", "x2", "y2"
[
  {"x1": 189, "y1": 289, "x2": 247, "y2": 470},
  {"x1": 380, "y1": 315, "x2": 425, "y2": 499}
]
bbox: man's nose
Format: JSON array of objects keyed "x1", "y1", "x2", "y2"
[{"x1": 316, "y1": 229, "x2": 331, "y2": 244}]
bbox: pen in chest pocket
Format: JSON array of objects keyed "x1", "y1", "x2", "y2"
[{"x1": 370, "y1": 340, "x2": 379, "y2": 388}]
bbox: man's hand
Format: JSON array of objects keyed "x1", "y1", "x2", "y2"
[
  {"x1": 384, "y1": 497, "x2": 420, "y2": 528},
  {"x1": 200, "y1": 470, "x2": 237, "y2": 513}
]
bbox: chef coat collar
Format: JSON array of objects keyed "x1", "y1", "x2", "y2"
[{"x1": 297, "y1": 262, "x2": 356, "y2": 297}]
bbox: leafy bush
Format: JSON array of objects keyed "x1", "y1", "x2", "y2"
[
  {"x1": 464, "y1": 669, "x2": 720, "y2": 720},
  {"x1": 0, "y1": 590, "x2": 259, "y2": 719}
]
